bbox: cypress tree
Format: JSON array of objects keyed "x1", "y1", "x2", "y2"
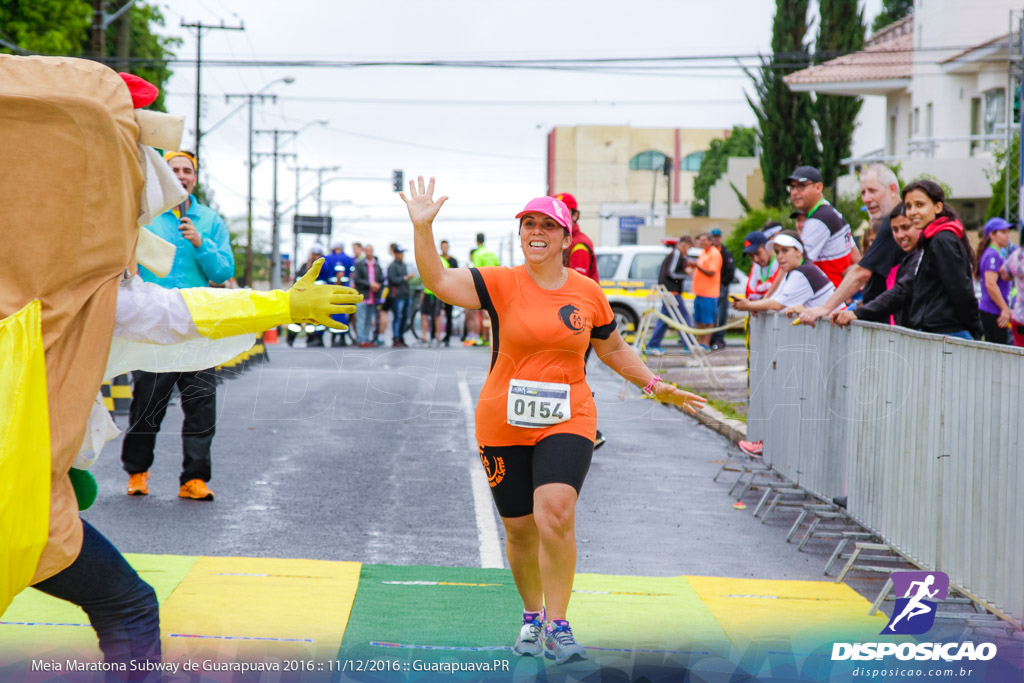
[
  {"x1": 815, "y1": 0, "x2": 866, "y2": 189},
  {"x1": 872, "y1": 0, "x2": 913, "y2": 32},
  {"x1": 746, "y1": 0, "x2": 819, "y2": 208}
]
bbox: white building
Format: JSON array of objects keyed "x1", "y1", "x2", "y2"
[{"x1": 785, "y1": 1, "x2": 1019, "y2": 223}]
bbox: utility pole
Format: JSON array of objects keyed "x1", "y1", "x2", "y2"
[
  {"x1": 225, "y1": 91, "x2": 277, "y2": 287},
  {"x1": 180, "y1": 19, "x2": 244, "y2": 160},
  {"x1": 91, "y1": 1, "x2": 138, "y2": 61},
  {"x1": 92, "y1": 0, "x2": 106, "y2": 57},
  {"x1": 256, "y1": 129, "x2": 297, "y2": 290}
]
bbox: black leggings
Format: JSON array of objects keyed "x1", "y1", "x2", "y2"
[
  {"x1": 478, "y1": 433, "x2": 593, "y2": 518},
  {"x1": 980, "y1": 310, "x2": 1010, "y2": 345}
]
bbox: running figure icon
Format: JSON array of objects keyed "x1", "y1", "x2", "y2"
[{"x1": 888, "y1": 574, "x2": 939, "y2": 632}]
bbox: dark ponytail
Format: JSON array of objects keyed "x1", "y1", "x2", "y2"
[
  {"x1": 974, "y1": 233, "x2": 994, "y2": 279},
  {"x1": 902, "y1": 180, "x2": 975, "y2": 275}
]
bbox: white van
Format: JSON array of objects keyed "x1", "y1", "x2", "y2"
[{"x1": 596, "y1": 245, "x2": 746, "y2": 335}]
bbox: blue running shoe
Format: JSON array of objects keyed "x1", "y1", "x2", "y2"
[
  {"x1": 513, "y1": 611, "x2": 544, "y2": 657},
  {"x1": 544, "y1": 620, "x2": 587, "y2": 664},
  {"x1": 646, "y1": 346, "x2": 665, "y2": 356}
]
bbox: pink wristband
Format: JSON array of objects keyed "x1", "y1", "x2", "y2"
[{"x1": 643, "y1": 375, "x2": 662, "y2": 396}]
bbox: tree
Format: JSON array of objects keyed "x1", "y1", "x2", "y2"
[
  {"x1": 746, "y1": 0, "x2": 819, "y2": 208},
  {"x1": 0, "y1": 2, "x2": 178, "y2": 111},
  {"x1": 871, "y1": 0, "x2": 912, "y2": 33},
  {"x1": 100, "y1": 2, "x2": 180, "y2": 112},
  {"x1": 0, "y1": 1, "x2": 91, "y2": 55},
  {"x1": 691, "y1": 127, "x2": 757, "y2": 217},
  {"x1": 815, "y1": 0, "x2": 865, "y2": 188}
]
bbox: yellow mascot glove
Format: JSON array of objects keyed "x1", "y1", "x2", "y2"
[{"x1": 288, "y1": 258, "x2": 362, "y2": 330}]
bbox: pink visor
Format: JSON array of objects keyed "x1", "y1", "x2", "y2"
[{"x1": 515, "y1": 196, "x2": 573, "y2": 230}]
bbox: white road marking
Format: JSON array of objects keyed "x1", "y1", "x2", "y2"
[{"x1": 458, "y1": 377, "x2": 504, "y2": 569}]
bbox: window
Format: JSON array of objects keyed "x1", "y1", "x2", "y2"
[
  {"x1": 912, "y1": 107, "x2": 920, "y2": 134},
  {"x1": 925, "y1": 103, "x2": 933, "y2": 138},
  {"x1": 888, "y1": 114, "x2": 897, "y2": 154},
  {"x1": 970, "y1": 97, "x2": 981, "y2": 156},
  {"x1": 627, "y1": 253, "x2": 665, "y2": 280},
  {"x1": 629, "y1": 150, "x2": 670, "y2": 171},
  {"x1": 983, "y1": 88, "x2": 1006, "y2": 138},
  {"x1": 596, "y1": 253, "x2": 621, "y2": 279},
  {"x1": 681, "y1": 151, "x2": 704, "y2": 172}
]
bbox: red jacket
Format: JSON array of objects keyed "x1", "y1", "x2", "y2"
[{"x1": 566, "y1": 224, "x2": 599, "y2": 282}]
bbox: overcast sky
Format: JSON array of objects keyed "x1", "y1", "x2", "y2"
[{"x1": 156, "y1": 0, "x2": 883, "y2": 264}]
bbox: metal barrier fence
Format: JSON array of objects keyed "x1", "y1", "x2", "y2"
[{"x1": 748, "y1": 313, "x2": 1024, "y2": 628}]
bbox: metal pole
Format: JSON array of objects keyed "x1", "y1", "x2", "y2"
[
  {"x1": 650, "y1": 169, "x2": 658, "y2": 227},
  {"x1": 194, "y1": 28, "x2": 202, "y2": 154},
  {"x1": 181, "y1": 21, "x2": 244, "y2": 161},
  {"x1": 317, "y1": 168, "x2": 325, "y2": 216},
  {"x1": 271, "y1": 130, "x2": 281, "y2": 290},
  {"x1": 92, "y1": 0, "x2": 105, "y2": 58},
  {"x1": 1018, "y1": 13, "x2": 1024, "y2": 224},
  {"x1": 245, "y1": 96, "x2": 254, "y2": 287},
  {"x1": 294, "y1": 167, "x2": 302, "y2": 279}
]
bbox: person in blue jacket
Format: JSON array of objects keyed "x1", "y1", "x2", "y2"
[
  {"x1": 322, "y1": 241, "x2": 354, "y2": 345},
  {"x1": 121, "y1": 150, "x2": 235, "y2": 502}
]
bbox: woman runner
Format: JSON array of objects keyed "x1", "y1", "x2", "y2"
[{"x1": 401, "y1": 177, "x2": 706, "y2": 664}]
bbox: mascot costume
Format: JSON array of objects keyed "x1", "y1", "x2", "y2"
[{"x1": 0, "y1": 55, "x2": 358, "y2": 670}]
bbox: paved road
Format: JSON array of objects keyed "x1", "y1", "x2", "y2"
[{"x1": 84, "y1": 342, "x2": 856, "y2": 582}]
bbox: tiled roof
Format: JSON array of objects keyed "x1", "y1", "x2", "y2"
[{"x1": 784, "y1": 16, "x2": 913, "y2": 86}]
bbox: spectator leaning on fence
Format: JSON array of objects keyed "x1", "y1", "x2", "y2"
[
  {"x1": 976, "y1": 217, "x2": 1014, "y2": 345},
  {"x1": 785, "y1": 165, "x2": 853, "y2": 288},
  {"x1": 899, "y1": 180, "x2": 981, "y2": 340},
  {"x1": 732, "y1": 230, "x2": 836, "y2": 316},
  {"x1": 799, "y1": 164, "x2": 904, "y2": 326},
  {"x1": 742, "y1": 231, "x2": 780, "y2": 301},
  {"x1": 832, "y1": 203, "x2": 922, "y2": 329},
  {"x1": 1000, "y1": 231, "x2": 1024, "y2": 347}
]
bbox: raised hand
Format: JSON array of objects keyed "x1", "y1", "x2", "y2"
[{"x1": 399, "y1": 176, "x2": 448, "y2": 229}]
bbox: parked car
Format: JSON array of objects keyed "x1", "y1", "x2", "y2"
[{"x1": 595, "y1": 245, "x2": 746, "y2": 335}]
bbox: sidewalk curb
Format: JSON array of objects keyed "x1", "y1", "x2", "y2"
[{"x1": 683, "y1": 404, "x2": 747, "y2": 444}]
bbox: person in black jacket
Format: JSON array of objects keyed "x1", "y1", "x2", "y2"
[
  {"x1": 832, "y1": 203, "x2": 922, "y2": 328},
  {"x1": 710, "y1": 228, "x2": 736, "y2": 349},
  {"x1": 646, "y1": 236, "x2": 694, "y2": 355},
  {"x1": 352, "y1": 244, "x2": 386, "y2": 346},
  {"x1": 837, "y1": 181, "x2": 980, "y2": 339}
]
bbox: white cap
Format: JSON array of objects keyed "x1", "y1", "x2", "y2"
[{"x1": 772, "y1": 233, "x2": 804, "y2": 253}]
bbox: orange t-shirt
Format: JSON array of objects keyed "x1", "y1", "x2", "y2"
[
  {"x1": 471, "y1": 266, "x2": 616, "y2": 446},
  {"x1": 692, "y1": 246, "x2": 722, "y2": 298}
]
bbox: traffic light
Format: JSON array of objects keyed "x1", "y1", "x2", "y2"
[{"x1": 392, "y1": 169, "x2": 404, "y2": 192}]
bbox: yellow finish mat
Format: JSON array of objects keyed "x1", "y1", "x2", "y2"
[
  {"x1": 160, "y1": 556, "x2": 361, "y2": 663},
  {"x1": 687, "y1": 575, "x2": 889, "y2": 652},
  {"x1": 0, "y1": 554, "x2": 361, "y2": 665}
]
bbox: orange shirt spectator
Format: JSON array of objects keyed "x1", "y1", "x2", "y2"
[{"x1": 692, "y1": 244, "x2": 722, "y2": 298}]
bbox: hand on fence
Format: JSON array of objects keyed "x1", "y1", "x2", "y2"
[
  {"x1": 783, "y1": 304, "x2": 805, "y2": 318},
  {"x1": 799, "y1": 305, "x2": 829, "y2": 327},
  {"x1": 650, "y1": 382, "x2": 706, "y2": 414},
  {"x1": 831, "y1": 309, "x2": 857, "y2": 327}
]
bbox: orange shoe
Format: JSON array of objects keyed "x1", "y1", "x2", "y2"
[
  {"x1": 178, "y1": 479, "x2": 214, "y2": 501},
  {"x1": 127, "y1": 472, "x2": 149, "y2": 496}
]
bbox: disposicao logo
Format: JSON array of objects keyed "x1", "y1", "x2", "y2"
[
  {"x1": 883, "y1": 571, "x2": 949, "y2": 635},
  {"x1": 831, "y1": 571, "x2": 998, "y2": 663}
]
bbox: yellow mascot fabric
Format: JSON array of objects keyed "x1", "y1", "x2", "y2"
[{"x1": 0, "y1": 301, "x2": 52, "y2": 615}]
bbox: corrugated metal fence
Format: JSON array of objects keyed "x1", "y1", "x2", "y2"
[{"x1": 748, "y1": 313, "x2": 1024, "y2": 628}]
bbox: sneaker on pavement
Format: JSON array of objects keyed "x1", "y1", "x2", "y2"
[
  {"x1": 646, "y1": 346, "x2": 665, "y2": 356},
  {"x1": 593, "y1": 430, "x2": 606, "y2": 450},
  {"x1": 127, "y1": 472, "x2": 149, "y2": 496},
  {"x1": 544, "y1": 620, "x2": 587, "y2": 665},
  {"x1": 179, "y1": 479, "x2": 214, "y2": 501},
  {"x1": 513, "y1": 612, "x2": 545, "y2": 657},
  {"x1": 738, "y1": 440, "x2": 764, "y2": 457}
]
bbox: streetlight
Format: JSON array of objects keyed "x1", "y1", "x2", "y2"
[
  {"x1": 223, "y1": 76, "x2": 295, "y2": 287},
  {"x1": 257, "y1": 119, "x2": 328, "y2": 290}
]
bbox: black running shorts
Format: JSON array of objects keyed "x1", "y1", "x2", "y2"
[{"x1": 477, "y1": 433, "x2": 594, "y2": 519}]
